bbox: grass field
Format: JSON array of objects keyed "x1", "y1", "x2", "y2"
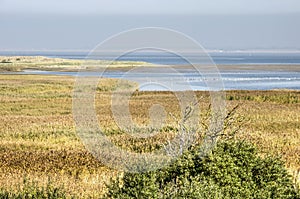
[{"x1": 0, "y1": 74, "x2": 299, "y2": 198}]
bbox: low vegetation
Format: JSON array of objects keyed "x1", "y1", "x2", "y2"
[
  {"x1": 0, "y1": 75, "x2": 299, "y2": 198},
  {"x1": 0, "y1": 178, "x2": 67, "y2": 199},
  {"x1": 0, "y1": 56, "x2": 152, "y2": 72},
  {"x1": 106, "y1": 140, "x2": 298, "y2": 199}
]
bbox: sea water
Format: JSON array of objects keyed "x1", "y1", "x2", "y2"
[{"x1": 1, "y1": 51, "x2": 300, "y2": 91}]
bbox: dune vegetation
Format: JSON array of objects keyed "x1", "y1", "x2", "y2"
[
  {"x1": 0, "y1": 74, "x2": 299, "y2": 198},
  {"x1": 0, "y1": 56, "x2": 153, "y2": 72}
]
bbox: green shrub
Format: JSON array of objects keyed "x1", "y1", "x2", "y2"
[{"x1": 105, "y1": 140, "x2": 299, "y2": 199}]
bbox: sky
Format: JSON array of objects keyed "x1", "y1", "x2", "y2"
[{"x1": 1, "y1": 0, "x2": 300, "y2": 51}]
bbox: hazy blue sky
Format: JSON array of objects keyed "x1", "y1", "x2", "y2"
[{"x1": 1, "y1": 0, "x2": 300, "y2": 50}]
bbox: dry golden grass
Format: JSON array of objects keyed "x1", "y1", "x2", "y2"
[{"x1": 0, "y1": 75, "x2": 299, "y2": 197}]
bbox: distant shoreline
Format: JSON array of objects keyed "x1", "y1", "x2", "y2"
[
  {"x1": 1, "y1": 55, "x2": 300, "y2": 73},
  {"x1": 0, "y1": 56, "x2": 153, "y2": 72},
  {"x1": 1, "y1": 51, "x2": 300, "y2": 66},
  {"x1": 174, "y1": 64, "x2": 300, "y2": 72}
]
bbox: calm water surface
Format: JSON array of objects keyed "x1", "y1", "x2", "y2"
[
  {"x1": 16, "y1": 69, "x2": 300, "y2": 91},
  {"x1": 1, "y1": 51, "x2": 300, "y2": 91}
]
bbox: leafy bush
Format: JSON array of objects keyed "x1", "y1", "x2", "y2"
[
  {"x1": 105, "y1": 140, "x2": 299, "y2": 199},
  {"x1": 0, "y1": 178, "x2": 68, "y2": 199}
]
